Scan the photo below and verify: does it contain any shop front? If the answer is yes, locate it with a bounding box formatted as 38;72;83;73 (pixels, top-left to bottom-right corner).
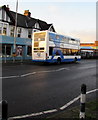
0;35;32;61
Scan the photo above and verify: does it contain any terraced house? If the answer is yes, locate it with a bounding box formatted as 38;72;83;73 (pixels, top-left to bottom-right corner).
0;5;55;61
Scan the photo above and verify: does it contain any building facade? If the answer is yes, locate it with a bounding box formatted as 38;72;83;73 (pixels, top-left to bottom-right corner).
80;41;98;58
0;5;55;61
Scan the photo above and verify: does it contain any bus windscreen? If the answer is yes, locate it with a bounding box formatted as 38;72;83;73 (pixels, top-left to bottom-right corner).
34;32;46;41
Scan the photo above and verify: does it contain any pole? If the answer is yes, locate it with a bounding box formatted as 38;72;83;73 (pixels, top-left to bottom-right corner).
4;45;6;63
79;84;86;119
13;0;18;62
2;100;8;120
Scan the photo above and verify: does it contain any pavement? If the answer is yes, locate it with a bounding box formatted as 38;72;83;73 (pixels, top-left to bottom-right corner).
1;59;97;119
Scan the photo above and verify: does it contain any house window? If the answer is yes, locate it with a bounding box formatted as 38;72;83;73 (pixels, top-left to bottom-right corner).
10;26;14;37
0;23;2;35
2;10;5;20
17;28;21;37
28;29;32;38
34;23;39;29
3;24;7;35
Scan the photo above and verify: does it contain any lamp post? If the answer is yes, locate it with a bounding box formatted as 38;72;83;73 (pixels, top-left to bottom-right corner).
13;0;18;63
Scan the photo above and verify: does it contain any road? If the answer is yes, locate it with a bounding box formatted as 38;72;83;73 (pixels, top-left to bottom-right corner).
2;59;96;118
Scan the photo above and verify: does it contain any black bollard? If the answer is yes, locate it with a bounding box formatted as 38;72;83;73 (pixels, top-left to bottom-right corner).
79;84;86;119
2;100;8;120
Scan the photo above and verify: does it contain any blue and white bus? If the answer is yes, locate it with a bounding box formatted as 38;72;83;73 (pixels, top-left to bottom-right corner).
32;31;81;64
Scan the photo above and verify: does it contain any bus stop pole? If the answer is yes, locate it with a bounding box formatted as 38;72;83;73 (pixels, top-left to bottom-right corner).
4;45;6;63
2;100;8;120
79;84;86;119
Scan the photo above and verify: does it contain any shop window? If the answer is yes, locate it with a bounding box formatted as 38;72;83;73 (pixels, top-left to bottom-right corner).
2;44;11;57
6;46;11;56
2;45;5;56
16;46;23;56
27;46;32;56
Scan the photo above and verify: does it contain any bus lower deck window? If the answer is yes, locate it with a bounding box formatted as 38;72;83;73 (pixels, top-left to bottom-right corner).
49;47;53;55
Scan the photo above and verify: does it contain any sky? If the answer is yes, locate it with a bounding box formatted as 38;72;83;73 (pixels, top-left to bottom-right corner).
0;0;97;43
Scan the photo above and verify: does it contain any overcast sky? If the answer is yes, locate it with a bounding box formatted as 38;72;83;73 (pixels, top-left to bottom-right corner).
0;0;97;43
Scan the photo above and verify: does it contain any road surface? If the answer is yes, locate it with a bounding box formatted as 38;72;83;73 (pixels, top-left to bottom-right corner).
2;59;96;118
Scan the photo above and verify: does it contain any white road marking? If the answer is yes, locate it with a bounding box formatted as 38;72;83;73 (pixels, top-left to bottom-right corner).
1;67;69;79
56;68;70;71
86;89;97;94
43;109;57;114
60;88;98;110
38;70;56;73
8;88;98;120
60;95;80;110
8;112;43;120
38;67;69;73
0;75;19;79
20;72;36;77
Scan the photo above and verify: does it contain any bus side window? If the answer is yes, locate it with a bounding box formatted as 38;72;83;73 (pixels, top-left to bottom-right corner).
49;47;53;55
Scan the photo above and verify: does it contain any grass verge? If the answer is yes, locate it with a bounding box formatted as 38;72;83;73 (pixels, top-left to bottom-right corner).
47;99;98;119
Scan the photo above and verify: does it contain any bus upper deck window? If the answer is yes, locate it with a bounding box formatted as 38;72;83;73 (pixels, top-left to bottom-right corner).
34;38;38;41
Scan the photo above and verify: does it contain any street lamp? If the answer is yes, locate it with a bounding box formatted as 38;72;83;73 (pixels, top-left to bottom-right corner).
13;0;18;62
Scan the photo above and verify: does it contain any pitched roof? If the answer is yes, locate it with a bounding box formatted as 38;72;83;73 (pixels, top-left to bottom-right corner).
1;5;56;32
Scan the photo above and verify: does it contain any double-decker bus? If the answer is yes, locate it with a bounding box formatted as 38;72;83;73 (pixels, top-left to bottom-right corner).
32;31;81;64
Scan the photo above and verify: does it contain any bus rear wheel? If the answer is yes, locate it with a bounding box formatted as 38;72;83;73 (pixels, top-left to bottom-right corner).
74;57;77;63
57;58;61;64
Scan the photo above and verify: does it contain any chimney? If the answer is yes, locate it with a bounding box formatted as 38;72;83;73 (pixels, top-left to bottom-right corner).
6;5;10;11
24;10;31;17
